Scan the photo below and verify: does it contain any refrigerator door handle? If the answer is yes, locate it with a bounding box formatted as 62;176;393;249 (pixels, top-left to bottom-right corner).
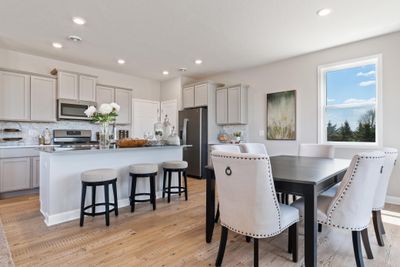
182;118;189;145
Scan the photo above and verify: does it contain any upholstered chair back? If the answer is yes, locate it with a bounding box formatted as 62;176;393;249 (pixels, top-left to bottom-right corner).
211;144;242;153
211;151;284;237
239;143;268;155
299;144;335;158
327;151;385;230
373;148;398;210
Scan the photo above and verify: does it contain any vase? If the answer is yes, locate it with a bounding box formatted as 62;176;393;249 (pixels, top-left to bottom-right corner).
99;122;111;149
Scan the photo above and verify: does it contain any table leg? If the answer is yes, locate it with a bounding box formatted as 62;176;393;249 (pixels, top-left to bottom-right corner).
304;185;317;267
206;168;215;243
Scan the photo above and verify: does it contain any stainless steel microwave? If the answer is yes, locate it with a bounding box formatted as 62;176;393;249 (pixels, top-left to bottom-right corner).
57;99;96;121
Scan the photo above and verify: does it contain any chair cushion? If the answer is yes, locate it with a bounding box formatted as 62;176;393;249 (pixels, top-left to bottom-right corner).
130;163;158;174
279;203;300;230
291;195;334;224
81;168;118;182
321;183;340;198
163;161;188;169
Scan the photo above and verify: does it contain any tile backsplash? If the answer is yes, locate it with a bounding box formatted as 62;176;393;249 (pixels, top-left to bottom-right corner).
0;121;130;145
219;125;249;142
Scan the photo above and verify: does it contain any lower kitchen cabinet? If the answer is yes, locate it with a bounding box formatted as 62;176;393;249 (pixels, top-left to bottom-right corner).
32;157;40;188
0;157;31;192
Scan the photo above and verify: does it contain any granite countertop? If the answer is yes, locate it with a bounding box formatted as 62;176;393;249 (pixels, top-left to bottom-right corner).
37;144;190;154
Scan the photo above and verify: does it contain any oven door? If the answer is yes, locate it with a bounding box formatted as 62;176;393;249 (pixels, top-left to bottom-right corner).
57;100;94;120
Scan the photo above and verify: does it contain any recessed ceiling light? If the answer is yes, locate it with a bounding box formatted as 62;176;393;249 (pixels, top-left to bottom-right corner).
72;17;86;25
68;35;82;42
317;8;332;16
162;71;169;75
194;59;203;65
178;67;187;72
117;59;125;65
52;42;63;49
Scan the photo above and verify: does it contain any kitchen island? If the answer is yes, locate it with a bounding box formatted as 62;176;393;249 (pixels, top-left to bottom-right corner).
39;145;187;226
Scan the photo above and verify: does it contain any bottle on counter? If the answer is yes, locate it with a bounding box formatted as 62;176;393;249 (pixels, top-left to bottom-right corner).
162;115;172;140
43;128;51;145
38;134;45;145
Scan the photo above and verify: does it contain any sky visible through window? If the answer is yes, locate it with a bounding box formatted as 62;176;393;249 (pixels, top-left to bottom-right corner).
326;64;376;130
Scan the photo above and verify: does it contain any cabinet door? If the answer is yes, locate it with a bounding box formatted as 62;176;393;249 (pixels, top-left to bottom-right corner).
96;85;115;106
31;76;56;122
79;75;97;102
0;71;30;121
194;83;208;107
228;86;241;124
216;88;228;124
182;86;195;109
0;158;31;192
32;157;40;188
57;71;78;100
115;88;132;124
132;99;160;137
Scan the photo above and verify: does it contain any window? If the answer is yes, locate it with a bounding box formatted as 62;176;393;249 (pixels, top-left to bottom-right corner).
318;55;382;146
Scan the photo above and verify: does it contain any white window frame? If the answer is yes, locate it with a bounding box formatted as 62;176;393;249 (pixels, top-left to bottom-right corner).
318;54;383;148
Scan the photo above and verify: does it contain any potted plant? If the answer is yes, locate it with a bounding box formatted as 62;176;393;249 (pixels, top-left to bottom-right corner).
233;131;242;143
84;103;120;149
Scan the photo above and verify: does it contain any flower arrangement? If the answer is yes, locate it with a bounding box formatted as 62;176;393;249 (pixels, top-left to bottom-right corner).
84;103;120;123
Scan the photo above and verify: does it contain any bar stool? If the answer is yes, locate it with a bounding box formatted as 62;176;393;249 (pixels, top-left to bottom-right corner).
129;163;158;212
162;161;188;203
80;168;118;227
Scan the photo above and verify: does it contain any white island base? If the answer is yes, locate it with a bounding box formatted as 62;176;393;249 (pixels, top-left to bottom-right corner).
39;146;184;226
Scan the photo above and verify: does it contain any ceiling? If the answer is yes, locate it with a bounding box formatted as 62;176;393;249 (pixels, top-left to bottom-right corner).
1;0;400;81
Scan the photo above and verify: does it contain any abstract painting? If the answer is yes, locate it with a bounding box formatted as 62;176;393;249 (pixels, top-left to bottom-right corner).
266;90;296;140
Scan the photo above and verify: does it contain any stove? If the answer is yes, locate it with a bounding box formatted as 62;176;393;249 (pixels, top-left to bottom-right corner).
53;129;98;147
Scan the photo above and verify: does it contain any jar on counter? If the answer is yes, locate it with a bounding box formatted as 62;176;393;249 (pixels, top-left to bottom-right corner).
43;128;51;145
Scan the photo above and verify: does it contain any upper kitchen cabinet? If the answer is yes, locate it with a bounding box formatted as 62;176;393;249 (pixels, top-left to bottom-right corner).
30;76;57;122
115;88;132;125
0;71;31;121
216;84;248;125
182;81;223;109
57;70;97;102
96;85;115;106
79;75;97;102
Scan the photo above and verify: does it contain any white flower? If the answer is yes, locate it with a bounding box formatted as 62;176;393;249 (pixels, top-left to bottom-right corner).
84;106;97;117
98;103;113;115
110;102;120;113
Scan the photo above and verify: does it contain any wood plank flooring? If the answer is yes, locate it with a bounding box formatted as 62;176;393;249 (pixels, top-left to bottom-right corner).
0;178;399;266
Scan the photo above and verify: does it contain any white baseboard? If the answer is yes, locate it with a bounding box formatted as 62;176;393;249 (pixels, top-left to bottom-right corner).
386;195;400;205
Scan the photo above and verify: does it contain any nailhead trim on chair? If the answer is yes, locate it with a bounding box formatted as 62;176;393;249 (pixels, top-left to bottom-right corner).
317;220;368;231
326;155;385;228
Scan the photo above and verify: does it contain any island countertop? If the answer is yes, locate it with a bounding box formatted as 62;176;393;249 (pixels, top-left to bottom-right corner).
37;144;190;154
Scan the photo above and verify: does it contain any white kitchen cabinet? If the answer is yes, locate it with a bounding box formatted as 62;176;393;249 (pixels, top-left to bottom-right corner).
30;76;56;122
0;71;30;121
216;84;248;125
216;88;228;124
115;88;132;124
132;99;160;137
79;75;97;102
57;71;79;100
96;85;115;106
32;157;40;188
182;86;195;109
194;83;208;107
0;157;31;192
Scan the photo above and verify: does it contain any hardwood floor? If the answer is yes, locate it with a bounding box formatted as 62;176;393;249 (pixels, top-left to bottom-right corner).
0;178;399;267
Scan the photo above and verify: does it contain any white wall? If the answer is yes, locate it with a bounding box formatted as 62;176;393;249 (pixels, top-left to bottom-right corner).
160;76;194;110
205;32;400;200
0;47;160;100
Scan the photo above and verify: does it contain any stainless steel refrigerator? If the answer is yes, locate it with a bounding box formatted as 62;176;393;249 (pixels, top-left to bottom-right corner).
179;108;208;179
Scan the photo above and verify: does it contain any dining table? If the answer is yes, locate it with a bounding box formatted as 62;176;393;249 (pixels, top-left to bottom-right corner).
205;155;351;267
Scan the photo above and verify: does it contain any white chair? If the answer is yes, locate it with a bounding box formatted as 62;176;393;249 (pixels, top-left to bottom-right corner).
239;143;268;155
299;143;335;158
211;151;299;266
372;148;398;246
292;151;385;267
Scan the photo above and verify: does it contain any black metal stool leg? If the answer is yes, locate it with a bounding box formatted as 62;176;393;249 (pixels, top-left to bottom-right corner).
91;185;96;216
168;170;172;203
184;170;188;201
150;175;156;210
104;183;110;226
130;175;137;212
112;180;118;216
162;169;167;199
80;183;87;227
178;171;182;196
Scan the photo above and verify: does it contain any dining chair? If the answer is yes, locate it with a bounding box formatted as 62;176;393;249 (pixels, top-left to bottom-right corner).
292;151;385;267
211;151;299;267
299;143;335;158
239;143;268;155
